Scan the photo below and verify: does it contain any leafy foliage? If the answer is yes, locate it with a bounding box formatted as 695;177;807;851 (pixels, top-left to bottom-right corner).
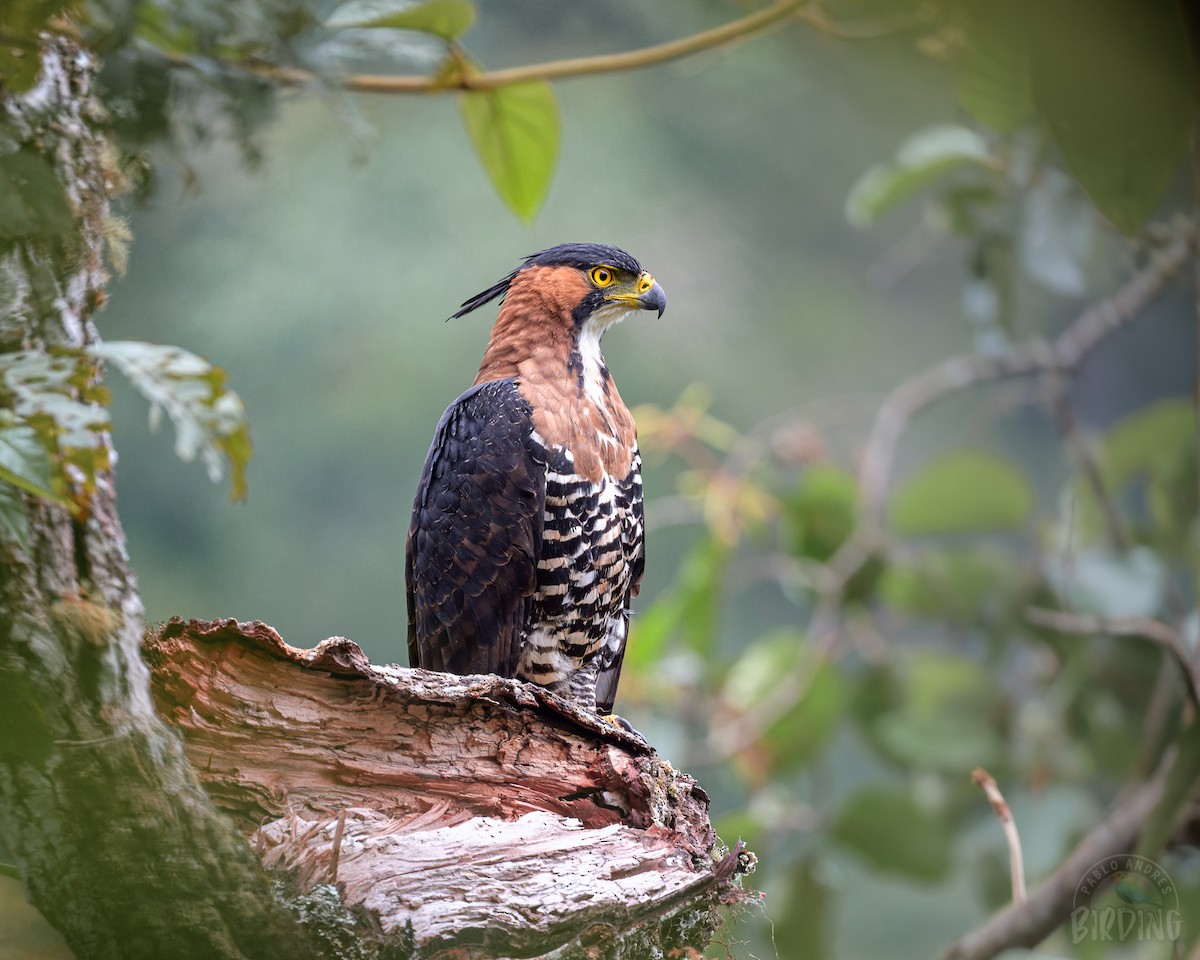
845;125;993;228
829;786;953;882
631;24;1198;924
0;344;251;543
848;0;1193;238
0;0;564;219
888;450;1033;535
953;0;1032;133
0;349;113;515
1027;0;1191;233
325;0;475;40
1070;399;1197;554
91;341;252;501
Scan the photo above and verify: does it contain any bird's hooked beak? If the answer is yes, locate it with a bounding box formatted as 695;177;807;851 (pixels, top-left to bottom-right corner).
606;271;666;318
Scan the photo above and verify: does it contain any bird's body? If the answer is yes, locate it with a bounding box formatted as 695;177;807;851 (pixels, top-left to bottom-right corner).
1111;871;1163;907
406;243;665;714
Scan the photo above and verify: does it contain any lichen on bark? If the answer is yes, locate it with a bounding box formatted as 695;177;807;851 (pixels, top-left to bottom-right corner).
0;38;330;960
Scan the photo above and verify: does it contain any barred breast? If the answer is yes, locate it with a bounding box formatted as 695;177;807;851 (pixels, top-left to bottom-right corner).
515;430;644;701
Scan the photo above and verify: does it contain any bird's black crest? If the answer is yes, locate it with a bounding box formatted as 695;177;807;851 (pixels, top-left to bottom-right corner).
450;243;644;320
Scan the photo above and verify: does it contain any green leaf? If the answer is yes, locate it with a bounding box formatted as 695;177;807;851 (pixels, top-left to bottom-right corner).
627;537;728;667
871;651;1002;773
0;421;63;502
955;0;1033;133
773;856;832;960
624;593;682;671
1100;400;1194;485
783;464;858;562
0;349;111;500
723;630;847;771
1069;399;1196;551
677;537;728;657
89;342;252;501
0;482;30;546
829;786;953;882
877;547;1023;624
133;3;200;56
0;0;66;93
846;125;993;228
460;81;559;222
723;629;804;709
1030;0;1191;233
765;658;847;771
0;148;76;243
326;0;475;39
889;450;1032;536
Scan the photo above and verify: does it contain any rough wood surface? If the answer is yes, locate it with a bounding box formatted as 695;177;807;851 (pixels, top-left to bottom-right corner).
144;618;749;956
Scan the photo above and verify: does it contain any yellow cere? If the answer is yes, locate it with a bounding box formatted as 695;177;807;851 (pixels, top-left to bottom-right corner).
636;272;655;294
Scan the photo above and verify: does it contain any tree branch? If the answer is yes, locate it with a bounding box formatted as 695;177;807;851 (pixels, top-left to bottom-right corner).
1025;607;1200;711
0;39;321;960
201;0;816;94
939;760;1170;960
857;221;1194;521
807;219;1195;639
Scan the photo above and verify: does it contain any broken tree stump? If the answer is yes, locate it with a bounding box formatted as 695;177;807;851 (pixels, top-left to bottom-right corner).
142;618;752;957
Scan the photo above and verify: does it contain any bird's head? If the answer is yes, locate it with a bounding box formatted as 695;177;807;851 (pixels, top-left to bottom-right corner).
451;243;667;337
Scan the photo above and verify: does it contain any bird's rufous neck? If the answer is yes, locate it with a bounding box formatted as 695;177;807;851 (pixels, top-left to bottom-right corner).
469;265;636;482
473;266;589;386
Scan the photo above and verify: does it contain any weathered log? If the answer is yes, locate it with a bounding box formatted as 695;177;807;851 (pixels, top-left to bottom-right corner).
143;618;753;957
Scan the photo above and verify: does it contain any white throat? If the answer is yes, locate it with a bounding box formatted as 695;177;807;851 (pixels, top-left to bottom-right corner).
577;301;635;408
577;324;609;410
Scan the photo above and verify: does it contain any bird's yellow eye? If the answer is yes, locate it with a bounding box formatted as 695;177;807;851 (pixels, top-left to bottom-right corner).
590;266;617;287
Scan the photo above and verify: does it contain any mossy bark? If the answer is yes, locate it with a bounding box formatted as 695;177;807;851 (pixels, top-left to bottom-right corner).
0;38;320;960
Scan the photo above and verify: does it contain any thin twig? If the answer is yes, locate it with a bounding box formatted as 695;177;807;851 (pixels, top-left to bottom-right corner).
858;222;1194;521
197;1;812;94
971;768;1026;904
1041;370;1191;770
807;221;1196;642
1043;376;1131;552
939;759;1170;960
1025;607;1200;711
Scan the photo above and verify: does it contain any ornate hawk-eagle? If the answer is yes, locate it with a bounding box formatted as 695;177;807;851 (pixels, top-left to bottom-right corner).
406;243;666;715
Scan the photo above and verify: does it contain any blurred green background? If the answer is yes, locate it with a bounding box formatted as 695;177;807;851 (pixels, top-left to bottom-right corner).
101;4;965;648
5;0;1200;957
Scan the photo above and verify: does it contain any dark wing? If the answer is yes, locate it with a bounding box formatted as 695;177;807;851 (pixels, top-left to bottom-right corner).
593;447;645;714
406;378;545;677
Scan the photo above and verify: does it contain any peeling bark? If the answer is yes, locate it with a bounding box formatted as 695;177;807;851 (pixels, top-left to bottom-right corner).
144;618;751;958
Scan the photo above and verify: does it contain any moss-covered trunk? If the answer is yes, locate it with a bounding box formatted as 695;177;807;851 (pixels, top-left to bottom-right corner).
0;38;313;960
